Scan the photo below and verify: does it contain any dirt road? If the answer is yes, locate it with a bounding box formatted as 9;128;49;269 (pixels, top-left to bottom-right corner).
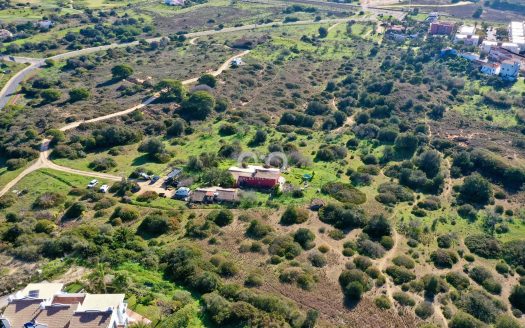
0;51;250;197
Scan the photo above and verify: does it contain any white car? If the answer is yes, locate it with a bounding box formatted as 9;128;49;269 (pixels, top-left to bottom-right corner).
87;179;98;189
99;185;109;193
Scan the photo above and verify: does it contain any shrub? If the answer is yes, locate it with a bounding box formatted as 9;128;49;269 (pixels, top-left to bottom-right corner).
482;278;502;295
6;158;27;170
328;229;345;240
112;206;139;222
357;238;386;259
449;311;487;328
294;228;315;250
459;174;492;206
374;296;391;310
380;236;394;250
246;220;272;239
386;265;416;285
393;291;415;307
469;266;493;285
339;269;370;300
458;204;478;221
465;234;501;258
137;191;159;202
392;255;415;269
509;285;525;312
245;273;264;287
33;192;66;209
363;214;391;239
88;157;117;172
138;214;173;235
446;272;470;290
280;206;309;225
0;195;16;209
64;202;86;219
308;252;327;268
458;290;502;323
437;234;453;248
354;256;373;271
69;87;90;102
321;182;366;204
268;235;302;259
34;220;56;234
218;123;238;136
208;209;234;227
219;261;238;277
415;301;434;319
318;203;368;230
495;315;521;328
430;249;458;268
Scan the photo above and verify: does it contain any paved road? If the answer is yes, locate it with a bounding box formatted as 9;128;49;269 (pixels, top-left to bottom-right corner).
0;50;250;197
0;16;377;110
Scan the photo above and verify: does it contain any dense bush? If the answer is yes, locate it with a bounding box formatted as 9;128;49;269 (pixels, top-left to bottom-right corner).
363;214;391;239
138;213;174;236
458;174;492;206
509;285;525;312
318;203;368;230
294;228;315;250
465;234;501;259
246;220;273;239
446;271;470;290
208;209;234;227
88;157;117;171
430;249;458;268
393;291;415;307
385;265;416;285
111;206;140;222
280;206;309;225
339;269;371;300
315;144;347;162
415;301;434;319
33;192;66;209
268;235;302;259
449;311;487;328
376;182;414;205
321;182;366;204
457;290;503;323
392;255;415;269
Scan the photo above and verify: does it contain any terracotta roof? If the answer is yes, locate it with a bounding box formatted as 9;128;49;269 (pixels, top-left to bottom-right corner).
69;311;112;328
1;299;42;327
33;304;77;328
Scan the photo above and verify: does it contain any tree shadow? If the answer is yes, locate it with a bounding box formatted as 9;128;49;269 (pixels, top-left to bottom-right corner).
132;154;154;167
96;78;121;88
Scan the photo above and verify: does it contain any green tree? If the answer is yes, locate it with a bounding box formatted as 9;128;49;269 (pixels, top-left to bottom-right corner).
156;79;186;102
197;74;217;88
181;91;216;120
459;173;492;206
69;87;90;102
111;64;134;80
41;89;61;103
318;26;328;38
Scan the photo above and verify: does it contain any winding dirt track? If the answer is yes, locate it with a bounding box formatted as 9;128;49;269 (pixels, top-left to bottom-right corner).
0;50;250;197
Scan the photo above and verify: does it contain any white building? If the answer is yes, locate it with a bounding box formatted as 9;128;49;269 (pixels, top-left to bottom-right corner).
36;20;53;29
0;282;150;328
500;60;520;81
509;21;525;52
480;62;501;76
502;42;521;54
0;29;13;40
481;40;498;54
454;25;479;46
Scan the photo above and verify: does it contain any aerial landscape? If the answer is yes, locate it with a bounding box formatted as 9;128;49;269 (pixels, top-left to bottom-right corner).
1;0;525;327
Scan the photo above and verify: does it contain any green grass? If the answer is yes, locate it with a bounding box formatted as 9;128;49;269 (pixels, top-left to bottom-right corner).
0;168;113;214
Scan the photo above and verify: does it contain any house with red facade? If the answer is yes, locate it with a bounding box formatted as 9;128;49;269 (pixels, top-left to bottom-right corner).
228;165;284;189
429;21;455;35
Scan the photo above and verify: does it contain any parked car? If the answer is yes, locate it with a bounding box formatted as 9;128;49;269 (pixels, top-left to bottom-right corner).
87;179;98;189
173;187;191;200
151;175;160;183
99;185;109;193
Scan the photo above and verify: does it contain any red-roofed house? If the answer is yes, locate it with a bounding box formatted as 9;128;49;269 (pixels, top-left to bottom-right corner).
228;165;284;189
